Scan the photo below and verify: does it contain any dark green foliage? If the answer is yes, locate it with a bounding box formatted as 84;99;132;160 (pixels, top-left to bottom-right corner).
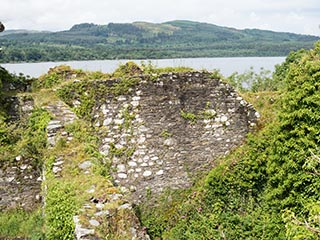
265;42;320;211
0;107;50;166
149;42;320;239
45;182;77;240
19;108;51;163
0;66;33;95
0;20;318;62
226;67;281;92
34;65;80;89
112;61;143;78
0;208;44;239
56;79;94;120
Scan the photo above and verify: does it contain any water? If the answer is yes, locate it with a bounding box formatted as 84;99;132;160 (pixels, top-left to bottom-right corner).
1;57;285;78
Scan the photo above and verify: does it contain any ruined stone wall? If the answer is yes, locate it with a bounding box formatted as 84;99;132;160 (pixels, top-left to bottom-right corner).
0;96;39;210
92;72;258;203
0;71;258;212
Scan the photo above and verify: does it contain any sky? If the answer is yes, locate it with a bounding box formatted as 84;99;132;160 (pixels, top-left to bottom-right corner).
1;0;320;36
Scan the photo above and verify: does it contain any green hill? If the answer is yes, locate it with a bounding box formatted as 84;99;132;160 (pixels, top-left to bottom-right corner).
0;20;319;62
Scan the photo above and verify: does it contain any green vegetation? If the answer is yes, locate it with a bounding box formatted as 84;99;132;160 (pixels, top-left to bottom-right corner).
0;107;50;239
226;67;279;92
0;209;44;239
139;42;320;239
45;182;77;240
0;20;318;63
180;110;197;124
2;42;320;239
180;106;216;124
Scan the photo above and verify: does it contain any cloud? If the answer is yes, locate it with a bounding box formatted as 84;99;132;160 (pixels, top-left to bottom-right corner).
1;0;319;35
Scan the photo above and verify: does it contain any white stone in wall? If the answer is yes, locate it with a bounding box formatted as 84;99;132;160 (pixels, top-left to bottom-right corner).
206;109;216;115
102;138;113;144
156;160;163;165
131;100;139;107
236;96;243;101
136;90;142;96
135;149;146;155
52;166;62;174
100;104;108;115
132;96;141;101
203;119;211;124
118;173;128;179
115;143;123;149
117;96;127;101
220;115;228;122
89;219;100;227
212;123;222;128
137;136;146;144
117;164;126;173
138;125;148;132
73;100;81;107
130;186;137;192
95;210;110;216
20;164;28;170
114;119;124;125
100;145;110;155
6;177;15;182
135;117;144;124
143;170;152;177
141;163;148;167
135;168;142;172
138;145;147;151
128;161;137;167
164;138;176;146
103;118;112;126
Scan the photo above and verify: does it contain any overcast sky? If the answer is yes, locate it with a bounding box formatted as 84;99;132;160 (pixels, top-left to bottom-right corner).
1;0;320;36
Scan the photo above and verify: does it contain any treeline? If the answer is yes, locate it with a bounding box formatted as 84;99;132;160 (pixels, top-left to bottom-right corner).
0;20;318;63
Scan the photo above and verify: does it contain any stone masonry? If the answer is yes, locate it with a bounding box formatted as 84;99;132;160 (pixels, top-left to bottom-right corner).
90;72;258;203
0;95;38;210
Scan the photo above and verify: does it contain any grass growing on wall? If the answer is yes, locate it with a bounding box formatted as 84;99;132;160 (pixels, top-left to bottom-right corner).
0;209;44;239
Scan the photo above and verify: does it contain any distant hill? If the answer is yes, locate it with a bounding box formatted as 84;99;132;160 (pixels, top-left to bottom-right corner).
0;20;319;63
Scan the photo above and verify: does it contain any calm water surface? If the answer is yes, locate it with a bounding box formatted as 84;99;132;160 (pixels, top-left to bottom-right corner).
2;57;285;78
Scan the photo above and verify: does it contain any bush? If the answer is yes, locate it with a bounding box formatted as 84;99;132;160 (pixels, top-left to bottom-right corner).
160;42;320;239
45;181;77;240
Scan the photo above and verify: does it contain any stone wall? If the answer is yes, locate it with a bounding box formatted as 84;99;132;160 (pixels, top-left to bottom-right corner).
0;156;42;210
2;95;34;121
0;95;39;211
91;72;258;203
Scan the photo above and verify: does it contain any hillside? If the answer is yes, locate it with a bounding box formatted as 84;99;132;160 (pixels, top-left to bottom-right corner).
0;20;319;62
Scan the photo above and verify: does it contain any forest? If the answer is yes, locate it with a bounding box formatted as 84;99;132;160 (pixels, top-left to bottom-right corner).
0;20;319;62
